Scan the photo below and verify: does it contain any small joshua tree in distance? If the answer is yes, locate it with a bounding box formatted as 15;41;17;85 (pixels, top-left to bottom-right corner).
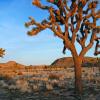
0;48;5;58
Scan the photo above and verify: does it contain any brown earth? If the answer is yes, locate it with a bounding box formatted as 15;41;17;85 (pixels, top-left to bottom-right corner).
0;57;100;100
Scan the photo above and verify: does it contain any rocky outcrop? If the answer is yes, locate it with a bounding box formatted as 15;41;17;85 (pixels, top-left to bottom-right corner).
51;57;100;68
0;61;25;69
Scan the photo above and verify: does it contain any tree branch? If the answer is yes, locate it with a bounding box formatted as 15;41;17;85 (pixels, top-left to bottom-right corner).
94;37;100;55
79;32;96;58
50;23;64;40
25;17;51;36
32;0;49;10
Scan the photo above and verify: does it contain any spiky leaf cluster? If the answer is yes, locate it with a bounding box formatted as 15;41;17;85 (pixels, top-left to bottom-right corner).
25;0;100;56
0;48;5;57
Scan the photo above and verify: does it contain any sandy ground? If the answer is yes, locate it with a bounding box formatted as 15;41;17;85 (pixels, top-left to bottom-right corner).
0;66;100;100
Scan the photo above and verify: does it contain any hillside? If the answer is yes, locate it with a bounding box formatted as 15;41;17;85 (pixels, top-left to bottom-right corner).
0;57;100;70
0;61;25;69
51;57;100;68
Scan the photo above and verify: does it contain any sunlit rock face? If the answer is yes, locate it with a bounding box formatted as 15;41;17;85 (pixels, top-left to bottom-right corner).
51;57;100;68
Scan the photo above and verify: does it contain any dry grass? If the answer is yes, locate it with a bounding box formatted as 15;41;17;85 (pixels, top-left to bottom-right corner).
48;73;60;80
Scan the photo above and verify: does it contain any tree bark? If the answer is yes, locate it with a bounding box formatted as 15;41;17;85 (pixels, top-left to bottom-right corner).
73;57;83;95
70;45;83;94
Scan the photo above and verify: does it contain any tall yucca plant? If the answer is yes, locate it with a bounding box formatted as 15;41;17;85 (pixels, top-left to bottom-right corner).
25;0;100;95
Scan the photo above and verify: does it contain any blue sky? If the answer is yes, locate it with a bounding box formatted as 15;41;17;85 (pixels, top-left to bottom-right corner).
0;0;100;65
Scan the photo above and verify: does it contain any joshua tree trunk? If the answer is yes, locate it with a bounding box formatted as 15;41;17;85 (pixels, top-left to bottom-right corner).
71;47;83;94
73;56;83;95
70;46;83;94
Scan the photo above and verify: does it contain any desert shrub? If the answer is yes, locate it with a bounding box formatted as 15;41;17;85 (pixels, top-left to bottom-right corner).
0;74;10;80
48;74;60;80
58;82;65;89
16;79;31;93
0;80;8;88
8;84;17;90
45;82;53;91
0;75;6;80
51;80;59;88
32;84;40;92
17;72;23;75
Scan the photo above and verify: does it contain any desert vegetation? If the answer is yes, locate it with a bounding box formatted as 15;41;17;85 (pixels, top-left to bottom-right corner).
0;57;100;99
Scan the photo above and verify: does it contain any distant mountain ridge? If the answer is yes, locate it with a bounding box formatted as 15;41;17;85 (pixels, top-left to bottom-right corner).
0;61;25;69
0;57;100;69
51;57;100;68
0;57;99;79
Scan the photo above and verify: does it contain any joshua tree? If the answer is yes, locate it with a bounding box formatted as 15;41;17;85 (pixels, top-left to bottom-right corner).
0;48;5;58
25;0;100;94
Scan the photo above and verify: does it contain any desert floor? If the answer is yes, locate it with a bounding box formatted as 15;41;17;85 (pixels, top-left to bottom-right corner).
0;62;100;100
